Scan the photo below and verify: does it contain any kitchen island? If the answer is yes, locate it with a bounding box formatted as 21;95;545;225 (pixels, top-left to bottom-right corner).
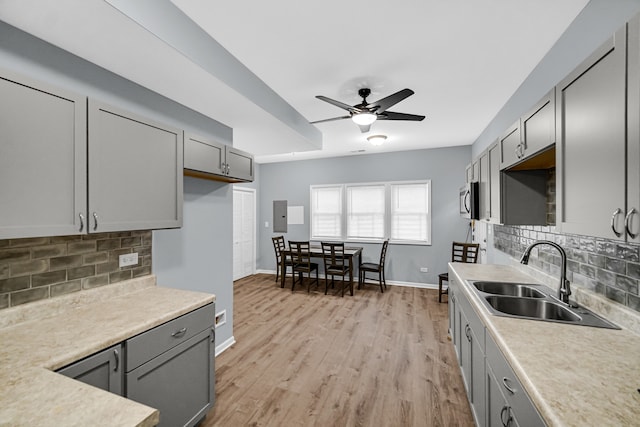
449;263;640;427
0;275;215;427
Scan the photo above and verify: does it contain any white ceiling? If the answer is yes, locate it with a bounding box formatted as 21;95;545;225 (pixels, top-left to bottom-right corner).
0;0;589;163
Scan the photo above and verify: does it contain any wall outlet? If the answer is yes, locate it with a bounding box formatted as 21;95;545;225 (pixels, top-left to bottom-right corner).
215;310;227;328
420;267;429;273
119;252;138;268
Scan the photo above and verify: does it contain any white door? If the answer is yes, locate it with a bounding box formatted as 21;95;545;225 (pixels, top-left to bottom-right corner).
233;187;256;280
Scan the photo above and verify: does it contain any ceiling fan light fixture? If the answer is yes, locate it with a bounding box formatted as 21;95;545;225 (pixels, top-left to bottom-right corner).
352;112;377;126
367;134;387;146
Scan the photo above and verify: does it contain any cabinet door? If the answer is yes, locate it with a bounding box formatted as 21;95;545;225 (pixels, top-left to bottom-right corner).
127;329;215;427
88;100;183;232
488;142;501;224
184;134;224;176
465;164;473;183
226;146;254;181
627;15;640;242
0;70;86;239
471;160;480;182
521;88;555;157
487;365;512;427
470;326;486;426
448;289;456;342
57;344;123;395
499;121;521;170
479;151;490;220
556;25;626;240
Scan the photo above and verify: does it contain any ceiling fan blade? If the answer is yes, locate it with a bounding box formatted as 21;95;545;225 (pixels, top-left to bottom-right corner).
369;89;414;113
310;115;351;124
316;95;361;113
378;111;425;121
358;124;371;133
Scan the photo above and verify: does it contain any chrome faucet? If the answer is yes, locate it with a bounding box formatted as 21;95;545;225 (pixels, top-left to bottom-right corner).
520;240;572;305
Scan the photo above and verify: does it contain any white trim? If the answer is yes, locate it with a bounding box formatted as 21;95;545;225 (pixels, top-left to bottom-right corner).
215;335;236;357
252;270;437;290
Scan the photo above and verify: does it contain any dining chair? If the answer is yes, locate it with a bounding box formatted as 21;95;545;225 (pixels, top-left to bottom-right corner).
438;241;480;302
272;235;292;287
321;242;352;297
359;239;389;293
288;241;319;292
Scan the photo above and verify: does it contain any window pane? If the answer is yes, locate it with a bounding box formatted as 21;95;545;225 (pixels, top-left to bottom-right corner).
311;186;342;238
347;185;385;239
391;183;429;242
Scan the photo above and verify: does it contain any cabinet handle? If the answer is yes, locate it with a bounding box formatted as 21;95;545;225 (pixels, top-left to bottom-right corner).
465;324;471;342
171;327;187;338
625;208;638;239
502;376;516;394
78;213;85;232
113;348;119;372
211;327;216;343
500;405;512;427
92;212;99;231
611;208;623;237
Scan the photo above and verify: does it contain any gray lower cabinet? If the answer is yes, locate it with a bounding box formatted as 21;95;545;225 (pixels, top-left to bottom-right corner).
88;99;184;232
556;23;627;240
184;133;254;182
0;69;87;239
485;333;545;427
448;272;544;427
57;344;123;396
125;303;216;427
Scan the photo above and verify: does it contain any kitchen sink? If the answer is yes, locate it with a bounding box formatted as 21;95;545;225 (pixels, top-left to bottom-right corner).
469;280;619;329
484;296;581;322
472;281;546;298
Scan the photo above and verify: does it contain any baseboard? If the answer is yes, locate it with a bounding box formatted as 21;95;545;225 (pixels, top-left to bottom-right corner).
215;335;235;357
253;269;437;290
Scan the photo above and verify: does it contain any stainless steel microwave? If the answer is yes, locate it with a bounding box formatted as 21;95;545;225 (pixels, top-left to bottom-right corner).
459;182;479;219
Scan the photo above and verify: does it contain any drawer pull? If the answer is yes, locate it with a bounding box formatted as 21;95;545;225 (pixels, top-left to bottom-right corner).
171;327;187;338
113;348;119;372
502;376;516;394
500;405;513;427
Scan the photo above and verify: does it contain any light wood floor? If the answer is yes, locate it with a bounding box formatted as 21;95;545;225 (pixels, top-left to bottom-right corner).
202;274;474;427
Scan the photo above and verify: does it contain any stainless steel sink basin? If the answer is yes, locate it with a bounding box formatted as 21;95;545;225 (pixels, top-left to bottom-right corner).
468;280;619;329
484;296;581;322
473;281;546;298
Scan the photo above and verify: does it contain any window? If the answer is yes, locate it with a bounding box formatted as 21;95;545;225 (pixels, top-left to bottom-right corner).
310;180;431;244
310;185;342;238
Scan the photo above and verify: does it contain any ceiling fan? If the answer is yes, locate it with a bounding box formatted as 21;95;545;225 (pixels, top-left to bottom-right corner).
311;88;425;133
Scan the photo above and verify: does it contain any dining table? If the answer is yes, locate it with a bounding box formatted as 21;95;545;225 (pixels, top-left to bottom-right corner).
280;244;363;291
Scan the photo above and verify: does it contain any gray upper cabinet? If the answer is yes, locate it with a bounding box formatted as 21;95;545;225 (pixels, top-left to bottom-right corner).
0;70;87;239
626;15;640;242
57;344;123;396
499;121;521;170
556;24;627;240
184;133;254;183
479;150;490;220
487;141;502;224
88;100;183;232
521;88;556;158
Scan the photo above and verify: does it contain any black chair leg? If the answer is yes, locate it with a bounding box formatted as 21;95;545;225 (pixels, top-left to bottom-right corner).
378;271;384;293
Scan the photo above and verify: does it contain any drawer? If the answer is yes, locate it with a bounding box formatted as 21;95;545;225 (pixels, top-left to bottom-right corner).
485;332;545;426
126;303;215;372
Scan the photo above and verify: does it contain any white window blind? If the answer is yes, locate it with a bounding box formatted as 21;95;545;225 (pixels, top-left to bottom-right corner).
347;185;385;239
310;186;342;238
310;180;430;244
391;183;429;242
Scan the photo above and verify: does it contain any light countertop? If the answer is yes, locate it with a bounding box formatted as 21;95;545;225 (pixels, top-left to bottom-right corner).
0;275;215;427
449;263;640;427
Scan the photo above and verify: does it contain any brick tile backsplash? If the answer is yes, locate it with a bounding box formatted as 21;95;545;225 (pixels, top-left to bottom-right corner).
0;231;152;309
494;224;640;313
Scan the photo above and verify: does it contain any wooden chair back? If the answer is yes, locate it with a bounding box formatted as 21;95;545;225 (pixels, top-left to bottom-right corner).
272;236;286;263
321;242;347;272
379;239;390;266
288;241;312;270
451;242;480;264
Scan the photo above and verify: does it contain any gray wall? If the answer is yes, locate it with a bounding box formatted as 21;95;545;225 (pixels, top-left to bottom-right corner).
0;20;235;346
257;146;472;285
472;0;640;157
